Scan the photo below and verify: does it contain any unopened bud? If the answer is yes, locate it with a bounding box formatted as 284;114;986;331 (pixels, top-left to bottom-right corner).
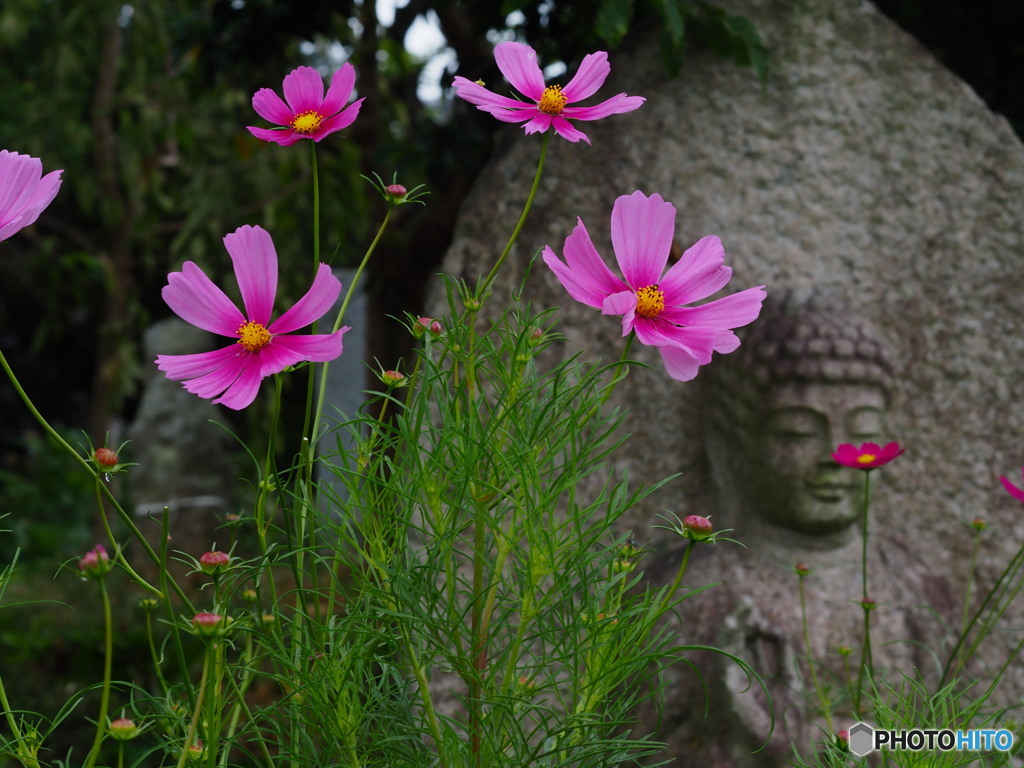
93;447;119;468
385;183;407;202
970;517;988;531
78;545;113;579
794;562;810;576
191;612;229;638
108;717;141;740
682;515;714;541
860;597;876;611
198;550;231;576
380;369;406;387
415;317;443;337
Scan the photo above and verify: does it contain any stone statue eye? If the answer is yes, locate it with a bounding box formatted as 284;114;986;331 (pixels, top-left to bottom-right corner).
847;407;883;438
765;410;822;439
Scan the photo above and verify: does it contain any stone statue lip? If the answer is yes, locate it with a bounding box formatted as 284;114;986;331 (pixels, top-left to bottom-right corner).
805;482;856;501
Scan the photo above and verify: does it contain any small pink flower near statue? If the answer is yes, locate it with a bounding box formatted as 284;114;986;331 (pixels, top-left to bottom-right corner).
247;64;364;146
156;224;348;410
0;149;62;243
452;41;644;144
831;442;905;470
543;190;766;381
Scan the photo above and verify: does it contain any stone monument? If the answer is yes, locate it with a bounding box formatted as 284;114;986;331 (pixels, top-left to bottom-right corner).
437;0;1024;760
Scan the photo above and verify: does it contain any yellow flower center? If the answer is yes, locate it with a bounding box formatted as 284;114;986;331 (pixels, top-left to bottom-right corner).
237;321;271;352
291;110;324;134
856;454;877;465
635;285;665;319
538;85;568;115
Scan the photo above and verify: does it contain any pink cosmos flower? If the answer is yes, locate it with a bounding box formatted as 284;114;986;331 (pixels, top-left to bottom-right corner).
451;41;644;144
0;150;62;242
831;442;905;470
1000;468;1024;503
542;190;765;380
156;225;348;410
247;64;364;146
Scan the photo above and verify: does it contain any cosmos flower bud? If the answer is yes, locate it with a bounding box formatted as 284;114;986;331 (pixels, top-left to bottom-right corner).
385;183;408;202
794;563;810;576
970;517;988;531
682;515;714;541
191;612;230;638
198;550;231;576
93;447;119;468
380;369;406;387
78;545;113;579
108;717;141;740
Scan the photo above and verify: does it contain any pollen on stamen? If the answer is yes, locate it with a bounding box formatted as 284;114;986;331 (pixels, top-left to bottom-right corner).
291;110;324;134
857;454;877;465
538;85;568;115
635;285;665;319
237;321;272;352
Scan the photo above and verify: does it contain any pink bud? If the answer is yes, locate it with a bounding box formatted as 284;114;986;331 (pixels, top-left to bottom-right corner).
381;369;406;387
682;514;714;541
191;612;228;638
794;562;810;576
78;545;112;579
386;184;407;201
198;550;231;575
108;717;140;740
93;447;119;468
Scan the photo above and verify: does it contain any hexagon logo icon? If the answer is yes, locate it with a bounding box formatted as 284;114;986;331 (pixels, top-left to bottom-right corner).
849;722;874;756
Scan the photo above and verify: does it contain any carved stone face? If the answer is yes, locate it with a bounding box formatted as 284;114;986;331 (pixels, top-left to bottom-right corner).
743;382;887;535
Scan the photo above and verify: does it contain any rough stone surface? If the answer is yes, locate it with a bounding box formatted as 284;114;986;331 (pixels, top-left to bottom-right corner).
436;0;1024;761
126;318;241;566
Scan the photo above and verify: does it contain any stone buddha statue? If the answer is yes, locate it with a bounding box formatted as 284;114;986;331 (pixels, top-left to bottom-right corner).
645;288;950;766
705;286;895;552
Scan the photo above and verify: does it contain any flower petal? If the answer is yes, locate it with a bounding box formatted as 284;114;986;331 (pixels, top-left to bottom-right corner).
1000;473;1024;503
451;77;532;113
155;345;241;380
601;290;638;336
282;66;325;113
561;51;610;102
246;126;301;145
659;236;731;305
319;63;356;116
563;93;645;121
663;286;767;329
522;114;554;135
162;262;246;336
494;41;546;101
657;345;703;381
312;98;364;140
251;88;293;126
269;263;342;334
213;353;265;410
633;319;717;364
549;116;591;144
542;219;626;309
610;191;676;289
258;329;348;376
223;225;278;326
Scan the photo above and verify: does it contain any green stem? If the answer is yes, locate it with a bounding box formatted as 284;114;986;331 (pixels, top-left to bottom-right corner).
308;206;392;452
176;643;212;768
311;141;320;271
659;540;696;615
93;476;161;596
82;579;113;768
960;525;983;647
0;347;190;606
798;574;833;732
0;673;24;754
853;470;872;716
476;131;550;299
